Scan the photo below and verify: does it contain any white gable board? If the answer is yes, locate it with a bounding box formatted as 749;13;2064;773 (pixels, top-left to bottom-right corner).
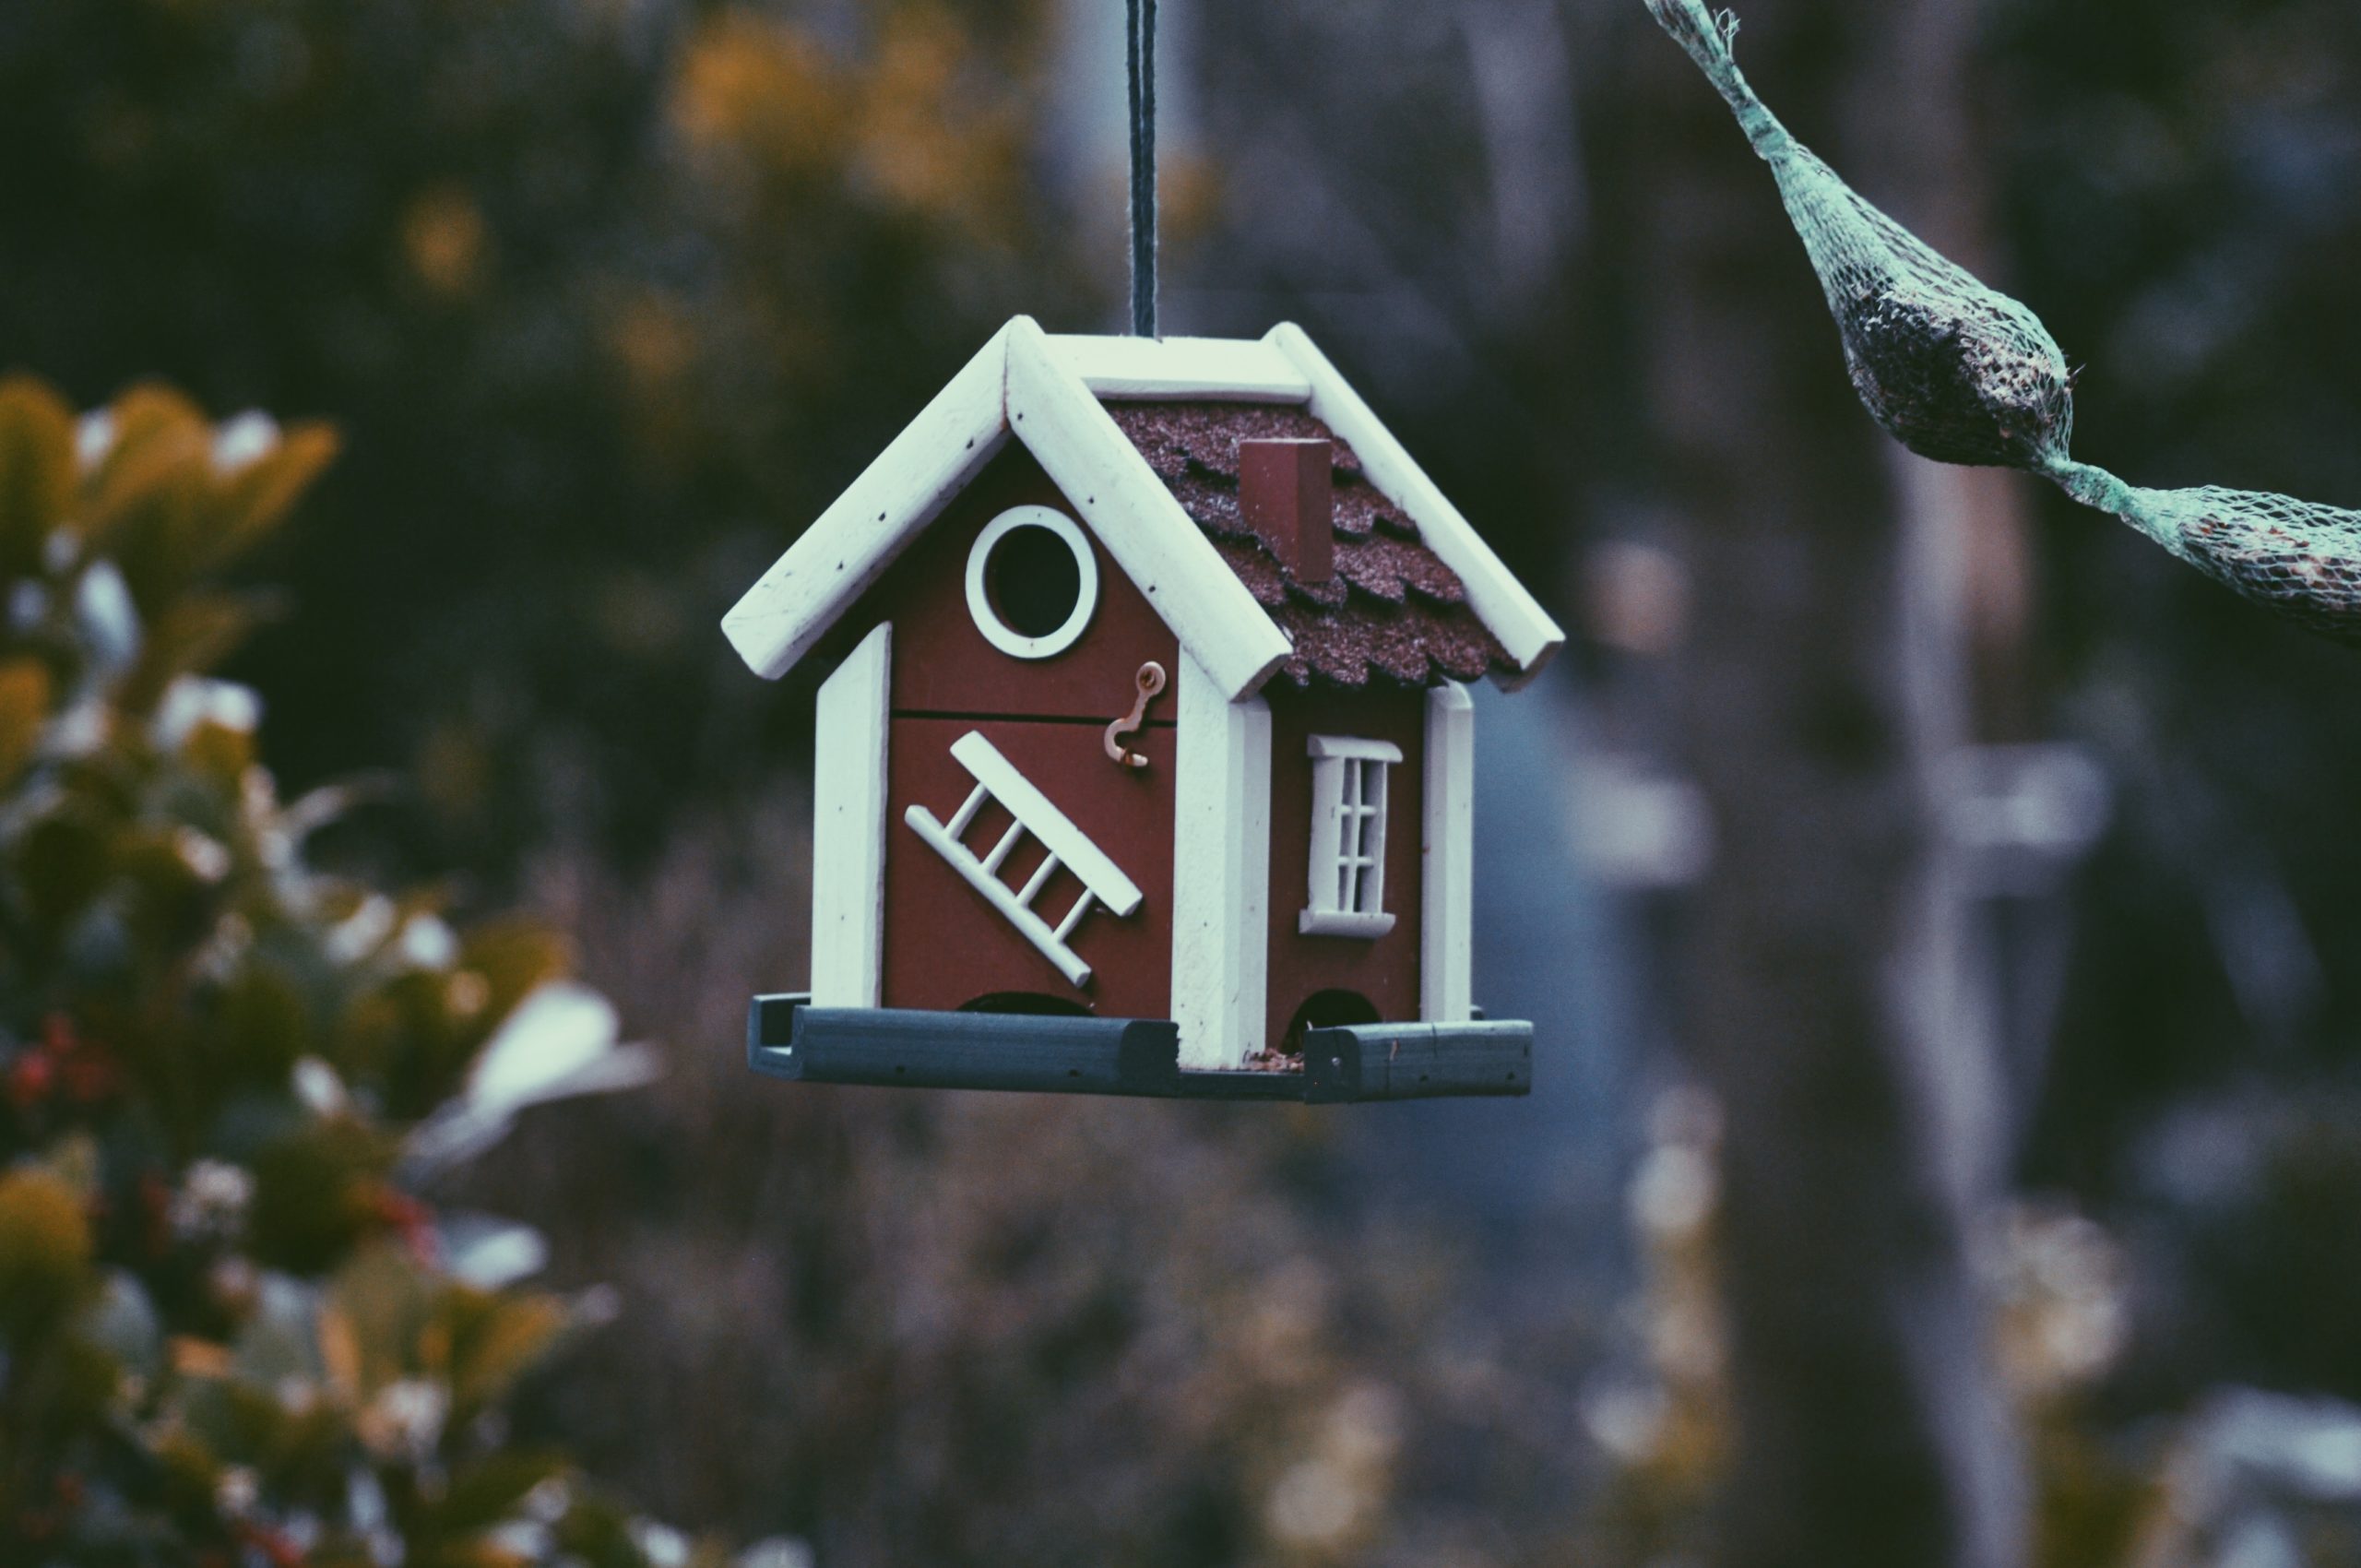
722;324;1014;682
1002;321;1294;701
1049;334;1312;402
721;314;1561;699
1264;323;1566;686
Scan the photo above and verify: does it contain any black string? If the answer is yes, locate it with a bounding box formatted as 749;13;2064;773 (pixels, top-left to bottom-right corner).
1126;0;1158;339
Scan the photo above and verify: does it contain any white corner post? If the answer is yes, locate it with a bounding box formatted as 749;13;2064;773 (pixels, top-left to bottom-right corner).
1421;683;1476;1023
1170;653;1273;1068
811;623;893;1007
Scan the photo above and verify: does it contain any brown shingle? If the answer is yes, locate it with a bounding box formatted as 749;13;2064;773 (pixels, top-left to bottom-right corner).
1104;402;1513;689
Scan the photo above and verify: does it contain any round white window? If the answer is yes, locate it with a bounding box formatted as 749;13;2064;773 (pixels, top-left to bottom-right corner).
965;506;1099;659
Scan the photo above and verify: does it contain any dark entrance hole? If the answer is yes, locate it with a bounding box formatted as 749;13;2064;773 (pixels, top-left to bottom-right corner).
1279;988;1381;1056
961;992;1091;1018
986;523;1084;638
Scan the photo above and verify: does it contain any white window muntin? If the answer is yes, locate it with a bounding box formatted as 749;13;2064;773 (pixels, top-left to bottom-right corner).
1301;735;1401;938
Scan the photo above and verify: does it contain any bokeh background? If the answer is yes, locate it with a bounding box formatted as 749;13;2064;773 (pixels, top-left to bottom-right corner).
4;0;2360;1564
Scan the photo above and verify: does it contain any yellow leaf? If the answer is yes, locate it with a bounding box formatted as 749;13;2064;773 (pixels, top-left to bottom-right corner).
448;1290;568;1411
78;385;209;596
0;658;52;779
670;14;845;173
402;185;493;297
208;421;338;564
0;375;77;579
326;1240;434;1392
169;1335;234;1378
0;1169;96;1337
316;1303;362;1399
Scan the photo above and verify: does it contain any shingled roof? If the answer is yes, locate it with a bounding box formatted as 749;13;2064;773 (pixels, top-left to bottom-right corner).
1104;402;1514;689
723;321;1562;701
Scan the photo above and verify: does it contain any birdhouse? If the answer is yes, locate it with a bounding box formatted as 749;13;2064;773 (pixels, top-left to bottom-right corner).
726;317;1562;1101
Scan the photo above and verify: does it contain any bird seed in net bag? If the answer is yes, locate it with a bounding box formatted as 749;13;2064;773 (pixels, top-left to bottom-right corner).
1646;0;2361;646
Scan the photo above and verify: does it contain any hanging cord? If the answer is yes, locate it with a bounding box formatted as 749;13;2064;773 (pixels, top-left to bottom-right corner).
1126;0;1158;339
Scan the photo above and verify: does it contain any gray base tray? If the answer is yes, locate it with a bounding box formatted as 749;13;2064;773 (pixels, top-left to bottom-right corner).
747;996;1532;1103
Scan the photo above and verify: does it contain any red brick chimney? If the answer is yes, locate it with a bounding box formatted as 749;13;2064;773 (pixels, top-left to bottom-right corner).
1238;438;1335;586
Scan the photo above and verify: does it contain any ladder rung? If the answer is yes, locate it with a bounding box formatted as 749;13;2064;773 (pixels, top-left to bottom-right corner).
1019;852;1062;906
982;819;1026;875
904;804;1092;989
1053;890;1097;943
946;782;991;838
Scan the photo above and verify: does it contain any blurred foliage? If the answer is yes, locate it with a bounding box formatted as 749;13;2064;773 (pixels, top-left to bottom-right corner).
0;377;730;1567
0;0;1090;866
3;0;2357;1562
1577;1085;2361;1568
462;821;1602;1568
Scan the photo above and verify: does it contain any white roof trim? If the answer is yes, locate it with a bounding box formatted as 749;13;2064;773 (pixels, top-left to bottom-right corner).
722;322;1014;681
1003;321;1293;702
1049;334;1311;402
721;315;1560;700
1263;322;1566;687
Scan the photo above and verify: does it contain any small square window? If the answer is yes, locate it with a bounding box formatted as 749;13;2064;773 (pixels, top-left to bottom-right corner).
1300;736;1401;939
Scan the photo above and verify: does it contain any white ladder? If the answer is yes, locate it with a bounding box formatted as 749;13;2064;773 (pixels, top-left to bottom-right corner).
903;731;1144;989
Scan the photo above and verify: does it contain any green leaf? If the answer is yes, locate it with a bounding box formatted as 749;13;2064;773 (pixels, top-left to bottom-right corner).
431;1450;568;1536
117;593;265;717
248;1119;397;1276
324;1240;434;1395
443;1287;568;1414
14;807;114;942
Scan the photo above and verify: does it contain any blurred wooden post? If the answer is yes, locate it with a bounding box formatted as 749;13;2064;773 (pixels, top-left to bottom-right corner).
1639;0;2027;1562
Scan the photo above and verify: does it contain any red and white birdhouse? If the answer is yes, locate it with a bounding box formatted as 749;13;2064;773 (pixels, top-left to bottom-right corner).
727;318;1560;1101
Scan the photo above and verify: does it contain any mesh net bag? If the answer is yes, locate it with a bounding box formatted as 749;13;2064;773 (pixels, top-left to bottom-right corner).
1648;0;2361;646
2052;462;2361;646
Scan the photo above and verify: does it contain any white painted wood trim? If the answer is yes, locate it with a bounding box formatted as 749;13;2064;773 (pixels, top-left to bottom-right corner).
722;323;1017;680
1169;653;1272;1068
1003;320;1294;704
902;805;1097;990
964;505;1100;659
1421;683;1476;1023
939;731;1143;914
1299;909;1395;939
810;623;892;1007
1301;741;1395;938
1262;322;1566;687
1306;734;1404;764
1048;334;1314;402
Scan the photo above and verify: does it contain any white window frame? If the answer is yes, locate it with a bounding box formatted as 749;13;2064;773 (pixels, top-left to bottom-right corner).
1300;735;1402;938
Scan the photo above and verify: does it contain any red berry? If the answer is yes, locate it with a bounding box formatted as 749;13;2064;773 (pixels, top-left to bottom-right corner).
9;1052;54;1111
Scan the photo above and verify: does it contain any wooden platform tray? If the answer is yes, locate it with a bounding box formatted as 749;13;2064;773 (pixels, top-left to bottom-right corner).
746;996;1532;1103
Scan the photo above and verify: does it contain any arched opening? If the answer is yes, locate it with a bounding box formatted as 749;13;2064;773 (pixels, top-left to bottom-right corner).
1278;988;1382;1057
961;991;1092;1018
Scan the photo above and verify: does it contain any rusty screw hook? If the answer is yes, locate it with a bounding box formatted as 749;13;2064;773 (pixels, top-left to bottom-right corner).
1104;661;1168;769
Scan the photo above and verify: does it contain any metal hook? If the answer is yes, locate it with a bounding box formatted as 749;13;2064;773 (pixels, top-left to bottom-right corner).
1104;660;1168;769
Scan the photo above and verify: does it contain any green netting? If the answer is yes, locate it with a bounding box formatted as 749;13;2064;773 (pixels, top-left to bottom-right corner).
1647;0;2361;646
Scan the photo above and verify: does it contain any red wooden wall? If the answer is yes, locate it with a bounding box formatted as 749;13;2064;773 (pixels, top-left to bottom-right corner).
863;445;1180;1020
1263;683;1428;1051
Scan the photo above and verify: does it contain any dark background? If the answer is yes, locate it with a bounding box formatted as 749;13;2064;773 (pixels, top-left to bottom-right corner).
6;0;2359;1562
